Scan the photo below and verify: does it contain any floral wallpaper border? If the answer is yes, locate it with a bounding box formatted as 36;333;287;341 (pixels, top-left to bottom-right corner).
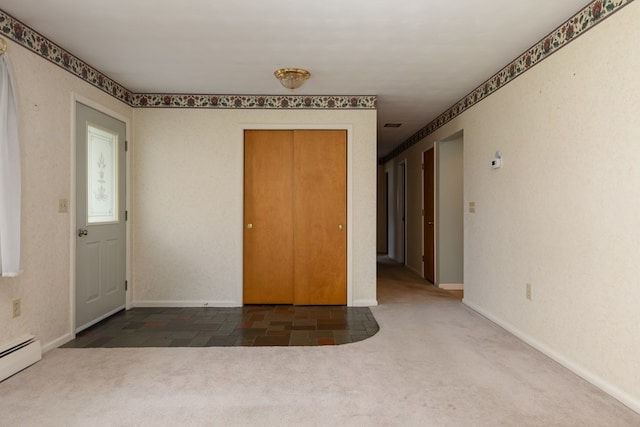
0;10;134;104
0;0;632;127
130;94;377;109
0;10;376;110
379;0;634;164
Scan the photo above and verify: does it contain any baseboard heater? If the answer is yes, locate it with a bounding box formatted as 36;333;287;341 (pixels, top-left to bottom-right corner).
0;334;42;382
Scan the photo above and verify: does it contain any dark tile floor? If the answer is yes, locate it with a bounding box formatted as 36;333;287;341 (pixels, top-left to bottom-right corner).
62;305;379;348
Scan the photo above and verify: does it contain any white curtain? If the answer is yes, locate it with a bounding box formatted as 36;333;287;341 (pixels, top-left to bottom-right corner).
0;52;21;277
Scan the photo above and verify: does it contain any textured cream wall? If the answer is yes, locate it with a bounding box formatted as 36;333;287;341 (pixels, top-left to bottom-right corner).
386;1;640;409
0;39;133;350
132;109;377;307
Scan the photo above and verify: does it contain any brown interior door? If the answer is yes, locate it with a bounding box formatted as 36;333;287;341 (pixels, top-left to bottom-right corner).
424;148;435;283
293;130;347;305
243;130;295;304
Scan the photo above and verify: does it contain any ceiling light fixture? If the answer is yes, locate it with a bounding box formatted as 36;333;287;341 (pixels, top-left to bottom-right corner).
274;68;311;90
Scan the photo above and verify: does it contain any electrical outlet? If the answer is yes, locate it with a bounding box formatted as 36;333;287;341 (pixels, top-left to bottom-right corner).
526;283;532;300
469;202;476;213
12;299;21;318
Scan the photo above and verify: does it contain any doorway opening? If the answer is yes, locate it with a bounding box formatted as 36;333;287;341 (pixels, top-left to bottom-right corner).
385;171;389;254
423;148;435;283
435;131;464;291
398;161;407;265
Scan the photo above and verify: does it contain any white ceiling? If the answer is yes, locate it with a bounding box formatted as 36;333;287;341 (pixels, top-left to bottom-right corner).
0;0;591;158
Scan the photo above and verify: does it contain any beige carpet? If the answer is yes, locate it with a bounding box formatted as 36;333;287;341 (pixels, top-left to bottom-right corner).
1;262;639;426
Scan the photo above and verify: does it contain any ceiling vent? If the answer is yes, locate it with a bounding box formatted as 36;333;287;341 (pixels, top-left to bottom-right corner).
383;123;402;128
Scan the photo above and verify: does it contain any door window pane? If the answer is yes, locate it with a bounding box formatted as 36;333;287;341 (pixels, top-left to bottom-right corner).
87;124;118;224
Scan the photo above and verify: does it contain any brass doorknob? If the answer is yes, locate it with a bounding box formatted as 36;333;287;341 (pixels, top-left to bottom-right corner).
247;223;253;229
338;224;344;230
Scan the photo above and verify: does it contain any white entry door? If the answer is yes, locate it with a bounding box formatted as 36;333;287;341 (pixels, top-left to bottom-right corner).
75;103;126;332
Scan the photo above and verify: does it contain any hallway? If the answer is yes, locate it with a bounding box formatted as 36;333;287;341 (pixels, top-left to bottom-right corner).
376;255;463;303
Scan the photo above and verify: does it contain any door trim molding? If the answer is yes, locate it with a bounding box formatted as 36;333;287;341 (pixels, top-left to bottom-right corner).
241;124;354;306
69;93;132;339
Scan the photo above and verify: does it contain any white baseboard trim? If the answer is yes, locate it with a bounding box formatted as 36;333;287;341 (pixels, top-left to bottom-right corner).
463;299;640;415
132;300;241;308
135;300;379;308
136;300;380;308
438;283;464;290
42;333;73;353
352;299;378;307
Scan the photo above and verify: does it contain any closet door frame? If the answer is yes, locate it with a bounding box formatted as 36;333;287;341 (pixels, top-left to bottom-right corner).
241;124;354;306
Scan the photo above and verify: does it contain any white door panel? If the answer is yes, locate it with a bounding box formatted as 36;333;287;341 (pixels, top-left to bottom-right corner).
76;103;126;332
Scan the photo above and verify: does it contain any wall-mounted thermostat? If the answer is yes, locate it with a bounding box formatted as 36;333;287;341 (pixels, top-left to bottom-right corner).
491;151;502;169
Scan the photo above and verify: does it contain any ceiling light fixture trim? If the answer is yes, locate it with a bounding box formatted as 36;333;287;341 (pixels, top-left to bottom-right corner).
274;68;311;90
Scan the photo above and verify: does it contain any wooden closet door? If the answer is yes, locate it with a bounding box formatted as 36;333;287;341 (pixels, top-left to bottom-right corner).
293;130;347;305
243;130;294;304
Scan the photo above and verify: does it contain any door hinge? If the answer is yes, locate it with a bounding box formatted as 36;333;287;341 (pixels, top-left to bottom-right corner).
422;255;425;262
125;140;128;151
125;280;128;291
421;163;424;170
125;210;128;221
